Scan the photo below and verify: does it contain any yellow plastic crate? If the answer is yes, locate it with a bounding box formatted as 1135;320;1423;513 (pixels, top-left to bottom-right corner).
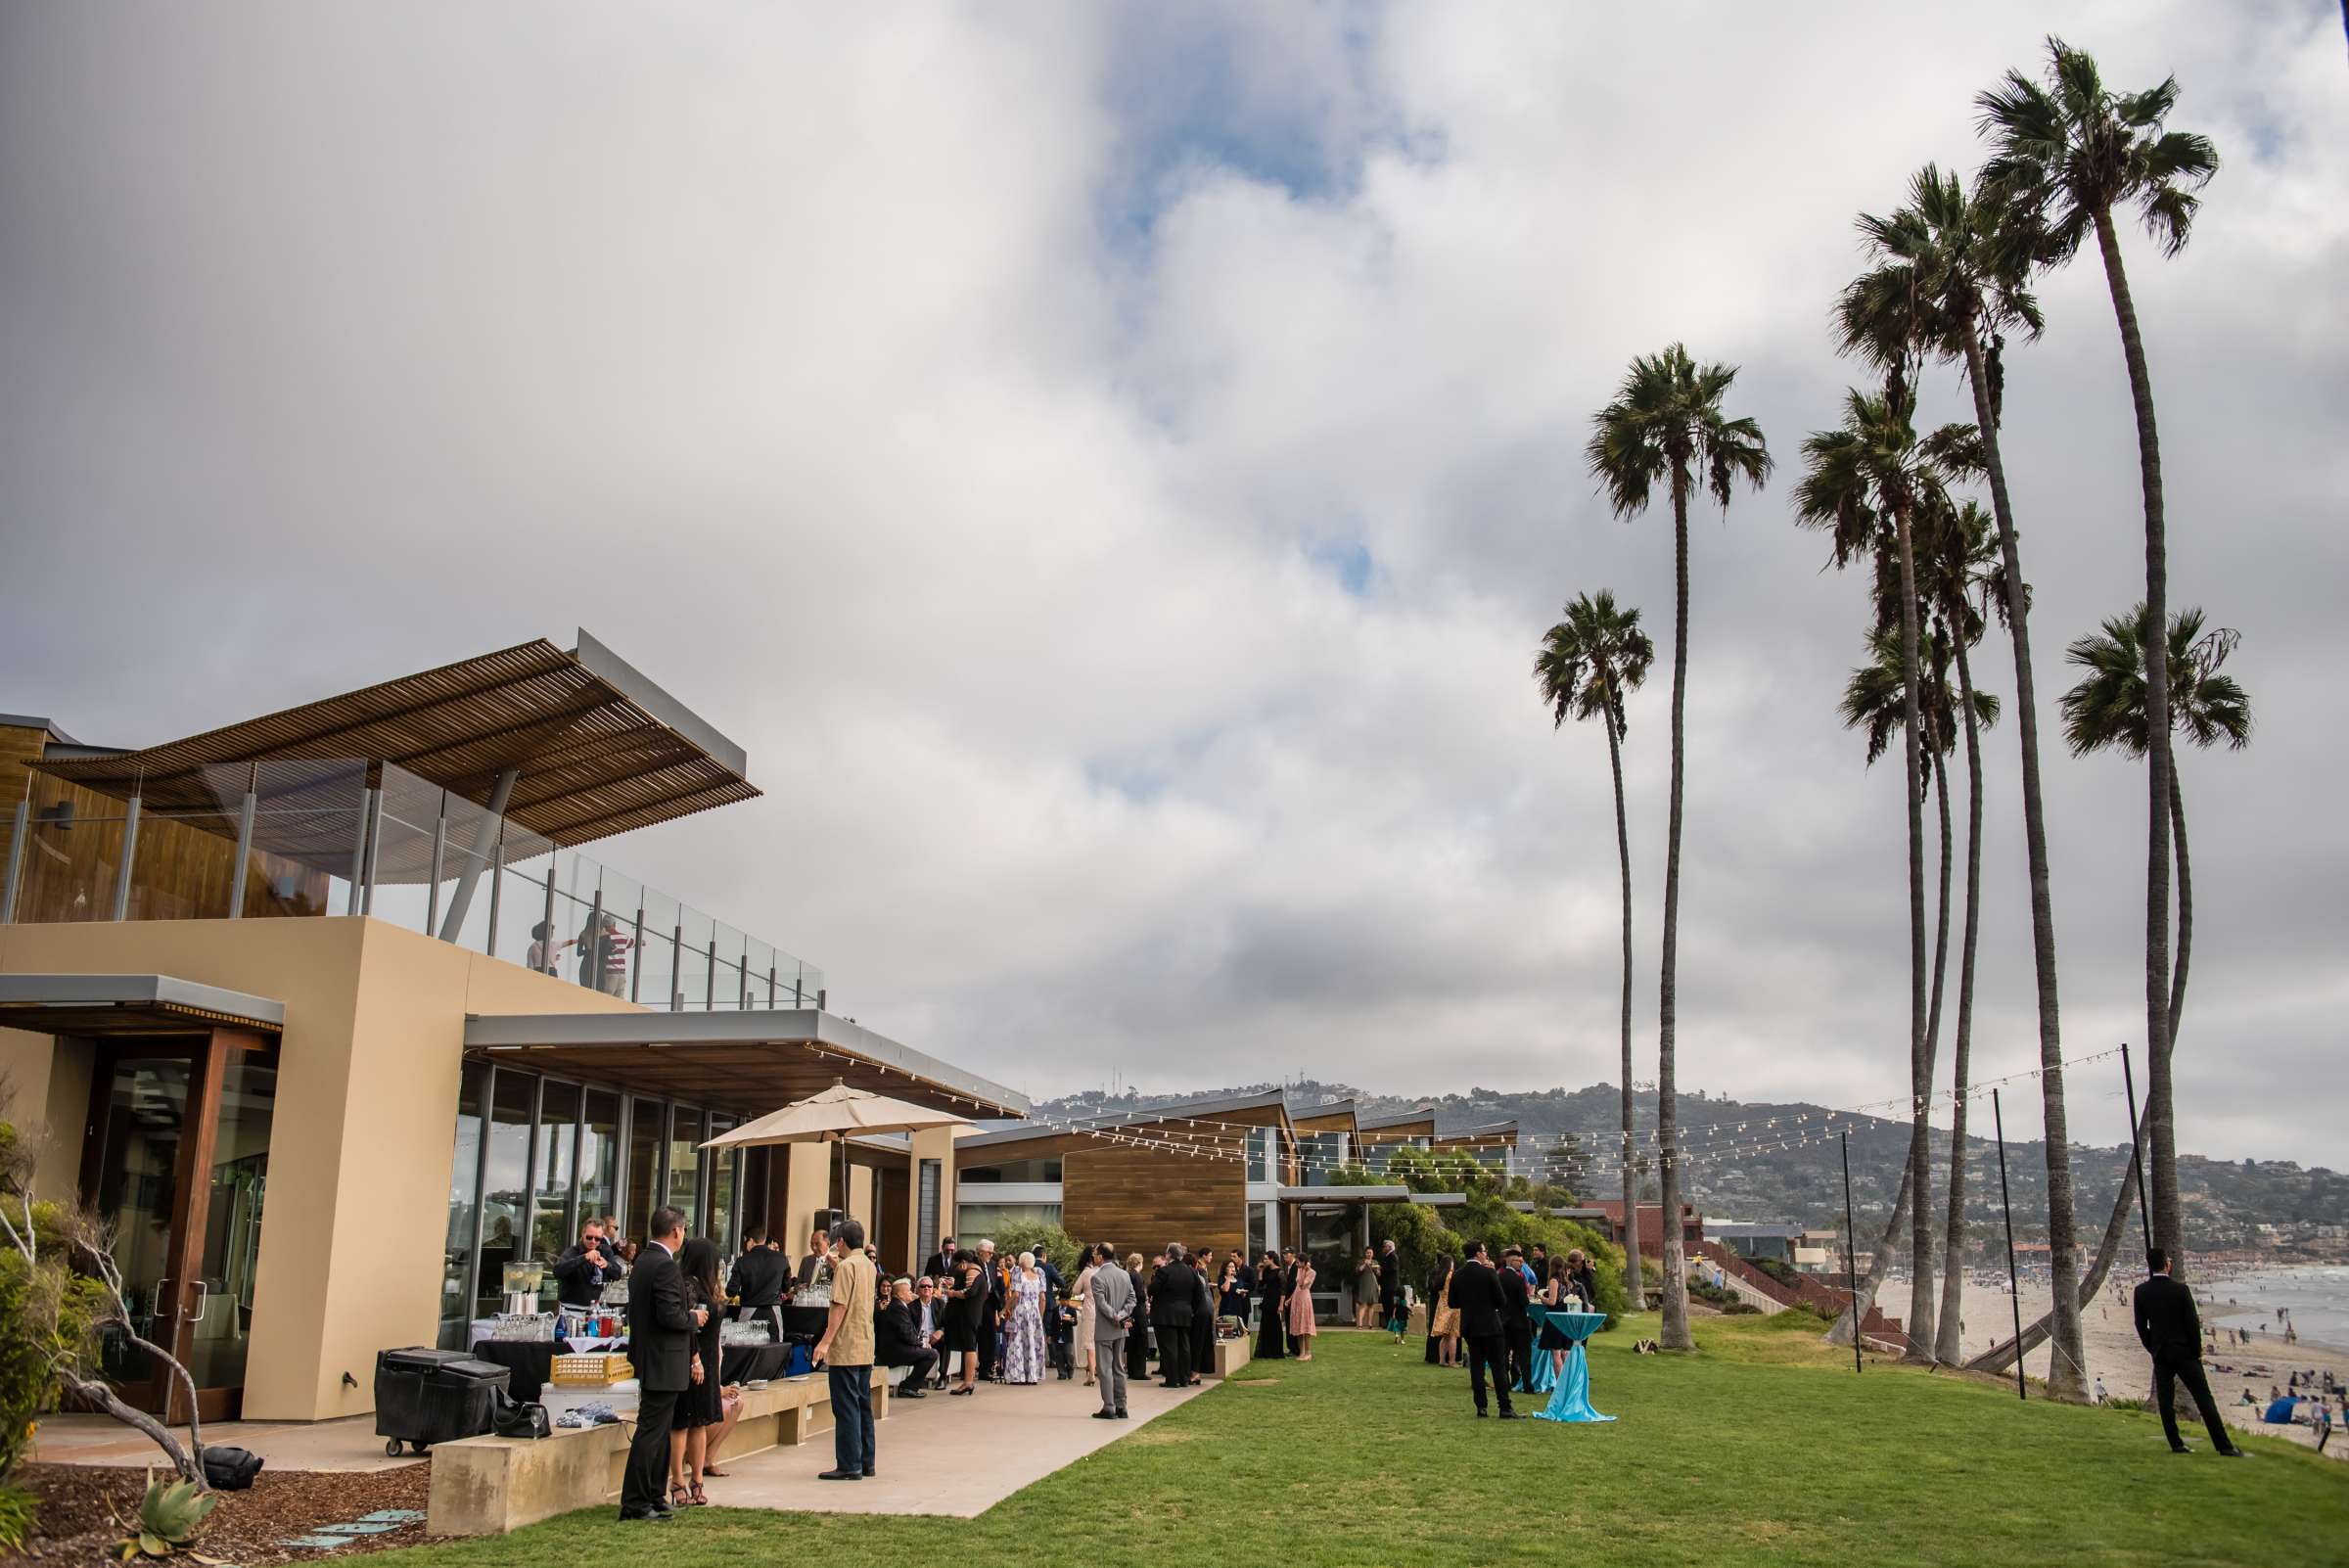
548;1353;632;1386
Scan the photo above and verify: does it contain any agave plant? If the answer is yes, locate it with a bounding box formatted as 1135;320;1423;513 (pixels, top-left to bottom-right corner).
112;1471;220;1563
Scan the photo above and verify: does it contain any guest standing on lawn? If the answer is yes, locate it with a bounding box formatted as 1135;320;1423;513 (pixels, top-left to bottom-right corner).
1148;1244;1199;1388
1256;1251;1288;1360
812;1218;878;1480
1088;1242;1135;1420
1427;1257;1460;1367
618;1206;699;1523
1448;1241;1517;1420
1379;1240;1405;1343
1354;1248;1381;1328
1003;1251;1047;1384
1287;1254;1319;1360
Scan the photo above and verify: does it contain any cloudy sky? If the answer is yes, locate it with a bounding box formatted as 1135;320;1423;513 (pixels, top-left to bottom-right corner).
3;3;2342;1167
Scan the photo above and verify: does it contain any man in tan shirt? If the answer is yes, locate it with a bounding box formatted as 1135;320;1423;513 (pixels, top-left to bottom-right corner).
813;1218;878;1480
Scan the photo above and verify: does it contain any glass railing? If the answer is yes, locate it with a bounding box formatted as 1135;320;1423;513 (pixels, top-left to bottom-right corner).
0;758;823;1010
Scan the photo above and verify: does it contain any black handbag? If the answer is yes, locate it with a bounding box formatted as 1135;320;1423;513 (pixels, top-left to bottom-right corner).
201;1446;263;1490
491;1390;551;1439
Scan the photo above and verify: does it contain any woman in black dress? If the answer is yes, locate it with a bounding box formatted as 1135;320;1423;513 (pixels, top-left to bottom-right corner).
671;1237;724;1507
1255;1251;1287;1360
1539;1256;1575;1383
1125;1253;1153;1383
942;1252;986;1395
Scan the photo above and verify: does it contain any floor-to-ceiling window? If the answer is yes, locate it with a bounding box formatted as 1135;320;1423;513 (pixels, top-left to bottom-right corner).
438;1064;487;1348
667;1106;703;1230
627;1097;664;1235
707;1117;736;1252
579;1089;620;1235
474;1071;535;1321
530;1081;580;1298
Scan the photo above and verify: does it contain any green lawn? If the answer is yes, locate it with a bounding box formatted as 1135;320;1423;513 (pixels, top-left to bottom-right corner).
381;1314;2344;1567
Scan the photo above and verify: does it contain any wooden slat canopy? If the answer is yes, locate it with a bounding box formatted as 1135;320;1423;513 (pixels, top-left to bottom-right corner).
34;630;757;853
462;1009;1029;1123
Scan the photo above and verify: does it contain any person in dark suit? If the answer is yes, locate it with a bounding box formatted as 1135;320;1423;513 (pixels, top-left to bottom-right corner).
1188;1247;1219;1383
923;1237;955;1282
1377;1239;1404;1342
2134;1248;2243;1456
1448;1241;1517;1418
1148;1245;1199;1388
620;1206;704;1520
795;1228;832;1288
1125;1253;1153;1383
552;1220;623;1312
1497;1245;1534;1395
730;1229;789;1344
875;1276;937;1398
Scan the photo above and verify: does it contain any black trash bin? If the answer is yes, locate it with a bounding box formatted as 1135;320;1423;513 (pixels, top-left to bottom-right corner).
374;1348;512;1456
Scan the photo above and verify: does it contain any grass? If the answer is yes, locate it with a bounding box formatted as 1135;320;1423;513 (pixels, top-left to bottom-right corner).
378;1314;2344;1567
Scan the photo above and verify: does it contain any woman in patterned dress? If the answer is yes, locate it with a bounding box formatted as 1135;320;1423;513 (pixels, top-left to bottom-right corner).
1286;1255;1318;1361
1002;1251;1047;1384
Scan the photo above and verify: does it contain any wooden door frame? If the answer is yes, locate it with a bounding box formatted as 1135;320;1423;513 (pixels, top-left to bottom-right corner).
78;1027;270;1423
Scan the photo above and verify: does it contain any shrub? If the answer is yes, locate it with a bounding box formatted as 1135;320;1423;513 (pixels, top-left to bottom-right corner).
1722;1302;1763;1315
983;1220;1081;1281
0;1482;36;1554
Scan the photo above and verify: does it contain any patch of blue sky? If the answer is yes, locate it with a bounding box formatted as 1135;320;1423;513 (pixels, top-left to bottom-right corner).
1307;537;1375;597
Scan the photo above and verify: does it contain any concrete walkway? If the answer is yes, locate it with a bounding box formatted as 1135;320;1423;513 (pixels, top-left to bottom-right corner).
33;1413;418;1473
706;1370;1208;1516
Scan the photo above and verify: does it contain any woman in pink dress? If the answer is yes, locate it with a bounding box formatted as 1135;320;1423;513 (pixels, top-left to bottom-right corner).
1286;1256;1318;1360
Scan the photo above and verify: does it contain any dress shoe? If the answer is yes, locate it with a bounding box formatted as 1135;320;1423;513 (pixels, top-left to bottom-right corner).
1115;1409;1129;1418
2217;1449;2249;1458
862;1469;876;1478
898;1387;926;1400
817;1468;864;1481
1475;1408;1489;1418
619;1507;672;1522
1092;1409;1119;1420
2170;1445;2194;1453
1497;1410;1523;1420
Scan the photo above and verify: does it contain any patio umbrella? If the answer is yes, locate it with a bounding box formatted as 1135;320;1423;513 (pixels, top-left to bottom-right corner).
700;1081;971;1228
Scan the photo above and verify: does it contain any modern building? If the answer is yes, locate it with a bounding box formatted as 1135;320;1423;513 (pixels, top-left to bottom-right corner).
1356;1108;1435;1172
1587;1200;1706;1260
0;634;1025;1425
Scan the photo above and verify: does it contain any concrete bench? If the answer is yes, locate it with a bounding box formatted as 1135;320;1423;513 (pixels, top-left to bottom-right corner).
1210;1336;1253;1378
427;1370;891;1537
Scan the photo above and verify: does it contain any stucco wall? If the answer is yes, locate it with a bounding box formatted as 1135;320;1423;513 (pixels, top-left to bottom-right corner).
0;915;639;1420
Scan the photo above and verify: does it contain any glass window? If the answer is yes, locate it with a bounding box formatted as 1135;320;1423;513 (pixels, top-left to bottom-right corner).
474;1069;534;1321
438;1063;486;1348
954;1202;1063;1238
189;1055;275;1390
531;1081;580;1283
955;1157;1063;1184
740;1146;770;1240
1247;1202;1268;1264
578;1089;621;1236
90;1058;190;1383
708;1123;737;1252
627;1097;663;1236
668;1106;703;1228
1245;1127;1270;1184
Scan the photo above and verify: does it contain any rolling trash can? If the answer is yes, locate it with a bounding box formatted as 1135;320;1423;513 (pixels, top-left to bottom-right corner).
374;1348;513;1456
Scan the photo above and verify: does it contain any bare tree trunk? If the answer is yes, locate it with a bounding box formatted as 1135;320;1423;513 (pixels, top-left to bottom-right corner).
1656;475;1692;1352
1934;634;1985;1365
1959;320;2085;1398
1891;502;1938;1364
57;1370;205;1486
2094;207;2179;1284
1826;1153;1913;1348
1606;701;1642;1305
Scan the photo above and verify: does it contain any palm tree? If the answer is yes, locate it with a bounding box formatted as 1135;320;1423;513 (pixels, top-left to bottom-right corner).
1836;162;2090;1394
1586;345;1772;1352
1536;591;1657;1307
1924;501;2003;1366
1979;36;2220;1284
2061;606;2251;1044
1795;386;1972;1361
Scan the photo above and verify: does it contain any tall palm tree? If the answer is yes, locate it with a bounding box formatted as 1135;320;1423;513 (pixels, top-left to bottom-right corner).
1836;162;2090;1395
1586;345;1772;1352
1979;36;2220;1283
2061;606;2251;1045
1536;591;1657;1306
1924;500;2003;1365
1795;386;1971;1361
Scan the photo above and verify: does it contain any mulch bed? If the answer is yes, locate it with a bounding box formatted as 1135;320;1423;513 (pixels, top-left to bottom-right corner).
19;1460;433;1564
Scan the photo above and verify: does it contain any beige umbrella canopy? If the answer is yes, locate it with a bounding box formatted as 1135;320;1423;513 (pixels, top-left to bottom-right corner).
701;1081;972;1227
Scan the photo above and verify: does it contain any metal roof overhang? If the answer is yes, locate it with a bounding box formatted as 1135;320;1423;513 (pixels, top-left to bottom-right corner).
1276;1184;1411;1203
0;973;285;1036
35;630;758;856
461;1008;1028;1120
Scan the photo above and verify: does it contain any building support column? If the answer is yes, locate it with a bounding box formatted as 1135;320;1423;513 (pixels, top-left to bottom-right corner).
437;766;517;943
910;1125;957;1266
782;1141;831;1262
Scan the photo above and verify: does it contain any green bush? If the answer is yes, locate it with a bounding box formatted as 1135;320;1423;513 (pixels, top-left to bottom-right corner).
0;1120;107;1501
1722;1302;1763;1315
983;1219;1081;1281
0;1481;36;1554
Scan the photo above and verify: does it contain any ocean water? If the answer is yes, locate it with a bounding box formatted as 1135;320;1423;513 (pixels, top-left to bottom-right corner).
2205;1265;2349;1351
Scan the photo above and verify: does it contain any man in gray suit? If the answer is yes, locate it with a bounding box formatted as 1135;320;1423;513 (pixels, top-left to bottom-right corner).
1086;1242;1135;1420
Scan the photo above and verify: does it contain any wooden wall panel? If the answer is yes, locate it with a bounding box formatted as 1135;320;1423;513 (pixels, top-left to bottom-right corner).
1062;1142;1244;1267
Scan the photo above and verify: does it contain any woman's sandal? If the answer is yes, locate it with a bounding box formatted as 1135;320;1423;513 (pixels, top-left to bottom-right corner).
700;1464;729;1477
669;1483;692;1509
689;1482;709;1506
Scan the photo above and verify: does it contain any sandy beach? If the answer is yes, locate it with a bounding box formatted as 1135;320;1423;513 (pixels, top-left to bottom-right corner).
1928;1274;2349;1459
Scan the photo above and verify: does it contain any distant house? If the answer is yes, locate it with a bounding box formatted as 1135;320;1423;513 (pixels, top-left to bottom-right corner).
1588;1200;1704;1257
1706;1221;1806;1266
